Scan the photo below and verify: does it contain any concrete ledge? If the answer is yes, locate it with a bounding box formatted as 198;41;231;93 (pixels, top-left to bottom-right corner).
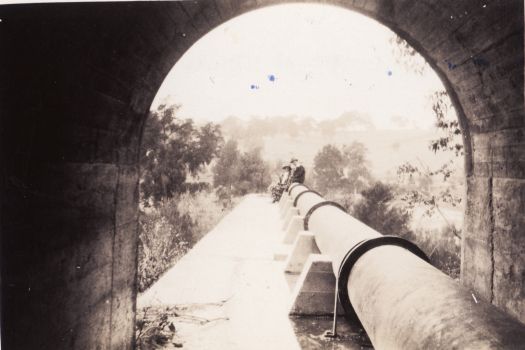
282;207;300;230
278;192;289;210
278;195;289;212
280;199;293;218
282;215;304;245
284;232;320;273
289;254;344;316
273;244;291;261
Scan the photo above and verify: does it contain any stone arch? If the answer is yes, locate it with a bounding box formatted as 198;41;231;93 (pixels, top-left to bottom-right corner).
1;1;523;349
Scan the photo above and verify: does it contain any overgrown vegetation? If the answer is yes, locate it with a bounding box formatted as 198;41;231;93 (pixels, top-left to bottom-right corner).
212;139;271;196
349;181;460;279
352;182;412;237
312;136;462;279
138;105;224;292
136;306;180;349
384;32;463;277
401;225;461;279
138;190;237;292
140;104;222;207
138;105;272;293
135;26;466;349
136;301;230;349
312;142;372;198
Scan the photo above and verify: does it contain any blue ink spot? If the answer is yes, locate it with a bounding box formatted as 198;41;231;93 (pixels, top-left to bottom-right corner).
445;59;457;70
387;70;393;76
472;56;489;67
250;84;259;90
268;74;276;82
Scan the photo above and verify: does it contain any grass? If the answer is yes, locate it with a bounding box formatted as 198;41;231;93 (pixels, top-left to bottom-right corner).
136;307;179;349
401;224;461;279
137;189;240;292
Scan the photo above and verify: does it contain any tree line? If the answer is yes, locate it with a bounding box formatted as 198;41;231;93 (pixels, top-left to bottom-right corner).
310;93;463;278
139;87;464;289
138;105;272;291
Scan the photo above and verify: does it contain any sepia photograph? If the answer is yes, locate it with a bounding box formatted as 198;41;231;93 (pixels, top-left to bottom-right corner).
0;0;524;349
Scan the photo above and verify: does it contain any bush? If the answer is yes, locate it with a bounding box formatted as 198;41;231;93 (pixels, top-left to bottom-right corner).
313;142;372;195
137;189;238;292
349;181;460;279
176;190;239;243
351;181;412;237
140;105;222;207
138;206;194;292
213;140;271;195
136;307;179;350
402;224;461;279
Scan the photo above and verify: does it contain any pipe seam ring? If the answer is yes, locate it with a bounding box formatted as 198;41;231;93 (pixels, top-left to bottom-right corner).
293;189;322;207
288;183;305;195
337;236;430;327
303;201;347;231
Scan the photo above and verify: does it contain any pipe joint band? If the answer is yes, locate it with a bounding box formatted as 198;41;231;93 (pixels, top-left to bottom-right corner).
337;236;430;326
288;183;304;195
293;190;322;207
303;201;347;230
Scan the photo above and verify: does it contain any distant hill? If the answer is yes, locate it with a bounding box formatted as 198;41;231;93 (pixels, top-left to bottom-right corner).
219;114;465;182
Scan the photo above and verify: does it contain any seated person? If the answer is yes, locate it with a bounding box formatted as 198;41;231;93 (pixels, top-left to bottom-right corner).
289;158;305;185
270;165;291;203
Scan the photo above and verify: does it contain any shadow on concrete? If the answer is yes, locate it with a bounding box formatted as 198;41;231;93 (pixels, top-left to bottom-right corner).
284;272;301;291
290;316;373;350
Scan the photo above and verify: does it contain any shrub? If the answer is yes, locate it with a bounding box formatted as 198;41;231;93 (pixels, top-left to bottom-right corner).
176;190;238;243
402;224;461;279
349;181;460;279
137;189;238;292
213;140;271;195
137;207;194;292
351;181;412;237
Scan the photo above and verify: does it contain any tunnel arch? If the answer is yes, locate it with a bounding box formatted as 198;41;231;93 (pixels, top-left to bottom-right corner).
1;1;523;349
144;1;475;176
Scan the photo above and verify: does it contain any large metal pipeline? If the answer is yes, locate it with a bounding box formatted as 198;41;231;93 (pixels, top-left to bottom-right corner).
287;183;525;349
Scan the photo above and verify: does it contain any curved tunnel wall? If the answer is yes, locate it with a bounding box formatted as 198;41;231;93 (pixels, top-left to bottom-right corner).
0;1;523;348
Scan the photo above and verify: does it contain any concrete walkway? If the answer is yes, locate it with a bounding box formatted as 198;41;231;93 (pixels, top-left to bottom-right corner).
138;194;371;349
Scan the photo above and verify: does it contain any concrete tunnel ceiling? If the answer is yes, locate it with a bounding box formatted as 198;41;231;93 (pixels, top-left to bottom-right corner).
0;1;523;349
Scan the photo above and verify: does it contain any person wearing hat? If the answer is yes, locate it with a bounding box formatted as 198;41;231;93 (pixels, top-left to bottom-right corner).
270;165;292;203
279;165;292;186
289;158;305;186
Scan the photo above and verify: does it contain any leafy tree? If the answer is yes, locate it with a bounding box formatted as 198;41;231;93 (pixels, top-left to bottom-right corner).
235;147;271;195
313;142;372;195
212;141;271;196
313;145;346;194
397;159;462;238
192;122;224;168
389;32;463;157
341;141;372;193
212;139;241;191
352;181;412;237
429;90;463;156
140;104;223;206
396;90;463;235
389;33;463;158
388;33;428;75
389;30;465;236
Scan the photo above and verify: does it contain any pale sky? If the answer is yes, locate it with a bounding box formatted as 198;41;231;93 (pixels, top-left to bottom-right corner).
151;3;451;130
